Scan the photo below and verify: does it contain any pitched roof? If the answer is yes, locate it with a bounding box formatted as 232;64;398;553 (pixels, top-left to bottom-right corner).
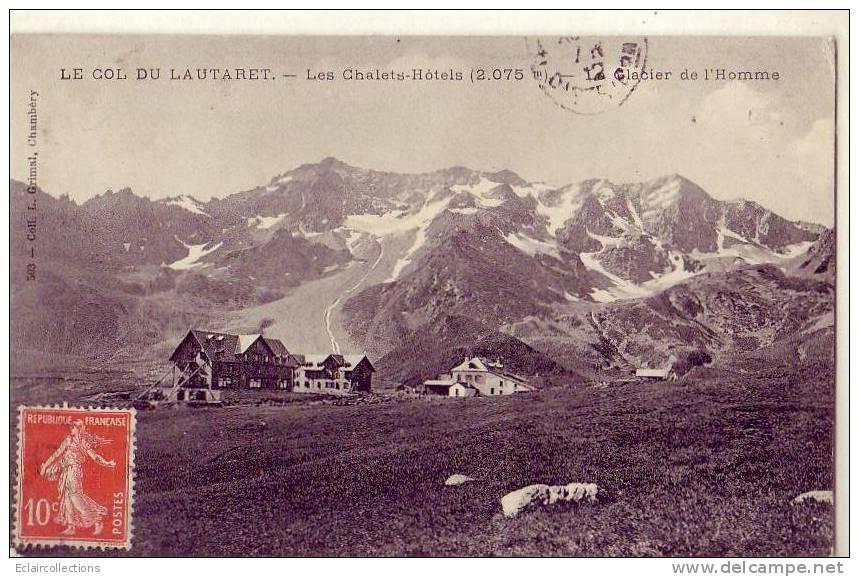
263;337;289;357
262;338;299;367
299;354;335;367
480;357;505;370
296;353;374;370
182;329;281;363
449;356;529;384
493;371;528;384
452;357;489;373
237;334;263;354
510;379;535;391
188;330;240;362
451;356;505;372
342;354;375;372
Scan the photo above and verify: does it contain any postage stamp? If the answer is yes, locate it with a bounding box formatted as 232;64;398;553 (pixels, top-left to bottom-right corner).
14;406;136;550
529;36;648;115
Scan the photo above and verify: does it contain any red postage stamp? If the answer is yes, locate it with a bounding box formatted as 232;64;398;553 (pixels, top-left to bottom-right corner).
14;406;136;550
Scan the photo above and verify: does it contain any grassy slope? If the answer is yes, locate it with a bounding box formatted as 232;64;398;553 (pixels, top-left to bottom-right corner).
14;366;833;557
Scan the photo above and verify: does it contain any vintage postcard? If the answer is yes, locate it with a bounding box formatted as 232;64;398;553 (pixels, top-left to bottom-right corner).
9;18;842;558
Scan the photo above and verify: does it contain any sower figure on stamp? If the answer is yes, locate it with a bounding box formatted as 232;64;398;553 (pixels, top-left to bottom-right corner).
39;419;116;536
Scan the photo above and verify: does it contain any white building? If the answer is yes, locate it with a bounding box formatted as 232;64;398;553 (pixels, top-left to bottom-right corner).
422;378;478;397
635;367;678;381
422;357;533;397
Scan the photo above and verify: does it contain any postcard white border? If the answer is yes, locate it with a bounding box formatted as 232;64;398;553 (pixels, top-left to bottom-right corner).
2;7;851;571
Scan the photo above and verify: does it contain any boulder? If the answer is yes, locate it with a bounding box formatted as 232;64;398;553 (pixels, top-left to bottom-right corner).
792;490;833;505
445;474;476;486
501;482;600;518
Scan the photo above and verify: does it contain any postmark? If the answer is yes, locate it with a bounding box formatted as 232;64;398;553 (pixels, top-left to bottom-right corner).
529;36;648;115
14;406;136;550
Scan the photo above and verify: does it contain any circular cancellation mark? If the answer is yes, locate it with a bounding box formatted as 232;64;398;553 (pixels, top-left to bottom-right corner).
529;36;649;115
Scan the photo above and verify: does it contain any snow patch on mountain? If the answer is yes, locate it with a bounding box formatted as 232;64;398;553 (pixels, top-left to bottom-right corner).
163;195;208;216
693;233;813;265
583;245;698;303
451;177;507;208
511;182;554;199
344;209;410;235
168;239;223;270
654;251;697;285
581;252;650;302
452;177;498;197
345;196;454;282
640;178;683;219
247;213;287;230
267;175;294;191
586;237;813;303
536;184;584;236
715;213;727;252
297;223;324;239
504;232;561;260
448;207;479;215
385;197;454;281
587;230;625;248
337;228;363;252
723;227;752;245
780;241;815;257
626;196;645;230
594;183;616;201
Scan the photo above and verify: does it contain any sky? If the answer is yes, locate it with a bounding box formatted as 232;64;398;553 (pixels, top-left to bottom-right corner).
11;35;835;225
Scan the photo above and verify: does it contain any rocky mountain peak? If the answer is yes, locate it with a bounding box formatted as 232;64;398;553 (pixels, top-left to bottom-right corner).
484;169;528;187
83;186;146;207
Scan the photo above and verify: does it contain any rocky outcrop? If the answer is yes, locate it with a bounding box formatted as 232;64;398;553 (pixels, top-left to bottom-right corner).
792;490;833;505
444;474;476;486
501;482;601;518
796;229;835;281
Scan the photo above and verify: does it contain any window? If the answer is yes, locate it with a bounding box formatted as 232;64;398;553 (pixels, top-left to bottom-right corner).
490;388;495;395
249;379;262;389
455;388;460;397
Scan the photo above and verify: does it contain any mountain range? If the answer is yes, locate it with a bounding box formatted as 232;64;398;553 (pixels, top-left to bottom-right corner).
10;158;835;385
